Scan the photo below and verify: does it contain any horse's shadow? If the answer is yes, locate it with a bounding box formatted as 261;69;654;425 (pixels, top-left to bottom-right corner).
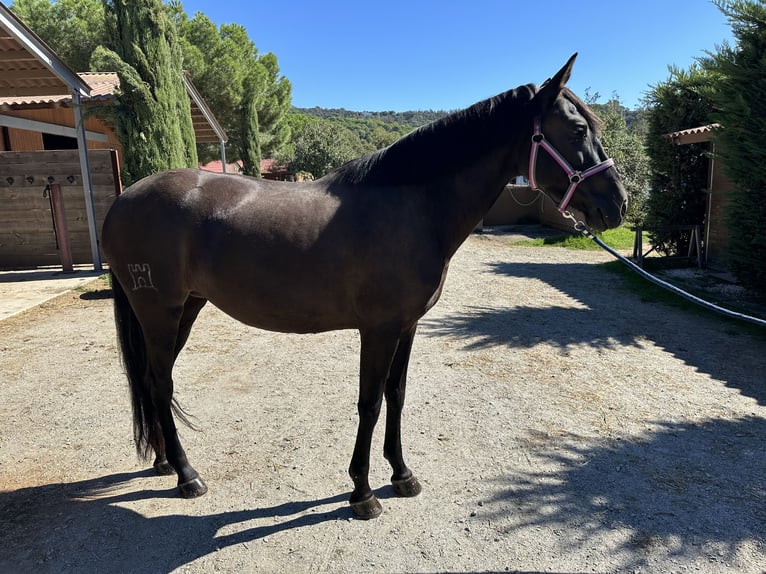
424;260;766;404
0;470;360;573
483;415;766;571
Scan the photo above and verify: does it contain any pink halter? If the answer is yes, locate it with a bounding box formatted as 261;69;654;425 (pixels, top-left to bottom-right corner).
528;117;615;214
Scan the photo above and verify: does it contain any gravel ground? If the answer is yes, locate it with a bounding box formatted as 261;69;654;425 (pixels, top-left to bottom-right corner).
1;232;765;574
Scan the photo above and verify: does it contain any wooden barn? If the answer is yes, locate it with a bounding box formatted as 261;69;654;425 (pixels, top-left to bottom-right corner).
0;3;227;270
665;124;733;268
481;181;584;232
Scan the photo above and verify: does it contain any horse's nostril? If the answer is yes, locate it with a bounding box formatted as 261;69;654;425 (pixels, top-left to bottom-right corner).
620;200;628;218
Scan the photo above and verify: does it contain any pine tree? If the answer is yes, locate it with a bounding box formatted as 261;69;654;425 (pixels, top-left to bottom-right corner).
254;53;292;159
10;0;106;71
92;0;197;185
172;11;291;168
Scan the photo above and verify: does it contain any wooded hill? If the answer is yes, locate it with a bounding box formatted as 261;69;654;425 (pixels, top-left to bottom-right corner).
293;104;644;151
293;107;450;151
294;107;449;128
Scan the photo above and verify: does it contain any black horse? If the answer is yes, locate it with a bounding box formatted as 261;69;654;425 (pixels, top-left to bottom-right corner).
102;54;627;519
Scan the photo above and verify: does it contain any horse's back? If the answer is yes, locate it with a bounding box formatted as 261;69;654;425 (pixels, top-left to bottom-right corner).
102;169;360;330
103;168;333;252
103;169;207;245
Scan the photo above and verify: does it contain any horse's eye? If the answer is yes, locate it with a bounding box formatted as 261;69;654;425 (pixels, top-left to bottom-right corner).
573;124;588;142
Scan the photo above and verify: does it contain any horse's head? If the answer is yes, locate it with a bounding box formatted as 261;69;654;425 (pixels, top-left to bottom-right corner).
527;54;628;232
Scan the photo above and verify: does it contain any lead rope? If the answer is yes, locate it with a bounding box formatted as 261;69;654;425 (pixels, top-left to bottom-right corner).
561;212;766;329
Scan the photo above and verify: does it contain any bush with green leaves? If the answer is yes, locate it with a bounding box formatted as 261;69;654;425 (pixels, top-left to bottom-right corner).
643;65;715;256
279;115;364;179
703;0;766;293
591;99;651;226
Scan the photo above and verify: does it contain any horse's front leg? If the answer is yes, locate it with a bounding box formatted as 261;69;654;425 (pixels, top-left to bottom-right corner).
383;324;422;498
348;327;400;519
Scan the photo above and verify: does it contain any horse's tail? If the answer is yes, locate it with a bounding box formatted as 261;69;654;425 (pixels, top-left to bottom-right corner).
110;269;162;460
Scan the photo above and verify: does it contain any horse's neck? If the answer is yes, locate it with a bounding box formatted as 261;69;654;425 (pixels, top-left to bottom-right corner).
412;98;531;257
438;144;525;257
328;88;531;256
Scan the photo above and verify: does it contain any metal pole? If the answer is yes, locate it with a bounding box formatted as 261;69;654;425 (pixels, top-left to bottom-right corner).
72;91;102;271
220;141;227;173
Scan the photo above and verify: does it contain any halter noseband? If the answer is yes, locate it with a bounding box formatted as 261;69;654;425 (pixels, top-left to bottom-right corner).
528;117;615;214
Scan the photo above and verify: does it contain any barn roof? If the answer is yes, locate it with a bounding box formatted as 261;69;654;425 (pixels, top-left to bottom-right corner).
182;72;228;143
664;123;721;145
0;1;226;144
0;70;228;144
0;72;114;106
0;3;91;99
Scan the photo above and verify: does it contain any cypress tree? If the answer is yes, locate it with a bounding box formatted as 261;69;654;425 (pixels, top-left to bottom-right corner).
92;0;197;185
239;75;262;177
705;0;766;293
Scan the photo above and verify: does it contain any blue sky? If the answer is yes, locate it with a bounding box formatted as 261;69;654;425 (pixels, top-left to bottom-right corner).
181;0;732;112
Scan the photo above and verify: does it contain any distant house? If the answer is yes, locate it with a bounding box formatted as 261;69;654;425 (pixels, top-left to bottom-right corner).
200;159;244;174
260;159;294;181
200;158;310;182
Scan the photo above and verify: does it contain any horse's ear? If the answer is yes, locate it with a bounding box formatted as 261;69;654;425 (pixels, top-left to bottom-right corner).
534;53;577;109
551;53;577;88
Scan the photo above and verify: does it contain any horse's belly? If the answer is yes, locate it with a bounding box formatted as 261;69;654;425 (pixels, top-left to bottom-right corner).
195;264;359;334
208;294;356;334
190;220;446;334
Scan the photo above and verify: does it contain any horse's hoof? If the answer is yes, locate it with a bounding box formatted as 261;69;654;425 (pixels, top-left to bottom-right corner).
350;495;383;520
154;460;175;476
392;475;422;498
178;477;208;498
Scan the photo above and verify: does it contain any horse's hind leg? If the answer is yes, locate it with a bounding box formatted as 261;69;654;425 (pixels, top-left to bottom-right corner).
383;324;422;498
152;296;207;477
174;296;208;358
139;303;207;498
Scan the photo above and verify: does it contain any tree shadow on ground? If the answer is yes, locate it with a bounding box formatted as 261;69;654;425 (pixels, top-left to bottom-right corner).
423;260;766;404
0;469;376;573
482;416;766;571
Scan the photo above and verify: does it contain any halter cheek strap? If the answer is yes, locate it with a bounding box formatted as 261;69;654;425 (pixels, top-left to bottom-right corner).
528;117;615;214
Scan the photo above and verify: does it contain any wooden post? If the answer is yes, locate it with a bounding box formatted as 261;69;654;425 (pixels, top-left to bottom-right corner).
48;183;74;273
690;225;702;268
632;226;644;267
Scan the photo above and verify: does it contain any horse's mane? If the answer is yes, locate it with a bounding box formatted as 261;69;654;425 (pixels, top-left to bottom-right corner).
561;86;603;135
328;84;537;187
327;83;602;188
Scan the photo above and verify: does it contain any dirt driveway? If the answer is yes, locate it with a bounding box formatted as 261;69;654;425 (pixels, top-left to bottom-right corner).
1;233;765;573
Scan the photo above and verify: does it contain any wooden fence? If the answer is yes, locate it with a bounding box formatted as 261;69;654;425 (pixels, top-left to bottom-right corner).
0;149;120;268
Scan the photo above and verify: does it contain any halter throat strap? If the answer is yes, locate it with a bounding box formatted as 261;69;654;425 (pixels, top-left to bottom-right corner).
528;117;614;214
